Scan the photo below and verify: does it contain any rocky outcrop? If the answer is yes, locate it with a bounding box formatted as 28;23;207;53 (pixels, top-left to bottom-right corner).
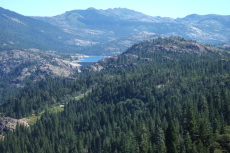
88;63;104;71
0;49;79;87
0;116;30;133
125;37;224;55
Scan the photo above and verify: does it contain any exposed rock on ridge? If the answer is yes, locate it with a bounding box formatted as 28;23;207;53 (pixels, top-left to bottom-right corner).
0;49;79;87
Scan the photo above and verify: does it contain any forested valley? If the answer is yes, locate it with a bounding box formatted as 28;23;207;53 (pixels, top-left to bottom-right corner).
1;37;230;153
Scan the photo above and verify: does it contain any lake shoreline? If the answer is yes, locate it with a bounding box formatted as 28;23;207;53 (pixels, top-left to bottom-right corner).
78;56;108;63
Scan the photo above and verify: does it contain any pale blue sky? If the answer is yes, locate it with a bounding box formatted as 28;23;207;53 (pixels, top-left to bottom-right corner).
0;0;229;18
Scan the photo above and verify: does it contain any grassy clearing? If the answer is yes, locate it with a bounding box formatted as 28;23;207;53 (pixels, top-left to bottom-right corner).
26;90;89;126
75;94;85;100
26;115;40;126
26;106;64;126
75;90;91;100
49;106;64;113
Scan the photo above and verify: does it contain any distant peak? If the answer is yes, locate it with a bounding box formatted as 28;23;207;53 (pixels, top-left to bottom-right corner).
106;8;136;13
87;7;97;10
183;14;199;18
107;8;130;10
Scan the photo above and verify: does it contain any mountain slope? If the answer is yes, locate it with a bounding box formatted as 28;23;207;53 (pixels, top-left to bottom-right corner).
88;37;225;71
2;7;230;55
1;37;230;152
33;8;168;55
176;14;230;43
33;8;230;55
0;48;79;104
0;7;79;52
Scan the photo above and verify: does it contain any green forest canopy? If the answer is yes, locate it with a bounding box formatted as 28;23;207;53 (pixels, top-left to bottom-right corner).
0;37;230;153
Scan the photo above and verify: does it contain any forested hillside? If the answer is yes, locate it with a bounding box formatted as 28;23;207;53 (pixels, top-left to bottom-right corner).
1;37;230;153
0;49;80;104
0;7;80;53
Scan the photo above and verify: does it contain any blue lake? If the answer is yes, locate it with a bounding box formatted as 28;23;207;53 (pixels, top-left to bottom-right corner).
79;56;108;62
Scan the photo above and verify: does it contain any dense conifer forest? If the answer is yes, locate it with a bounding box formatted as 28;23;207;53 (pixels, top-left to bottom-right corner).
0;37;230;152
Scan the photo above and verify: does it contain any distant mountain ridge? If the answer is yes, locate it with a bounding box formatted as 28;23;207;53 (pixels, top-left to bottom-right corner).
0;7;80;52
32;8;230;54
1;7;230;55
